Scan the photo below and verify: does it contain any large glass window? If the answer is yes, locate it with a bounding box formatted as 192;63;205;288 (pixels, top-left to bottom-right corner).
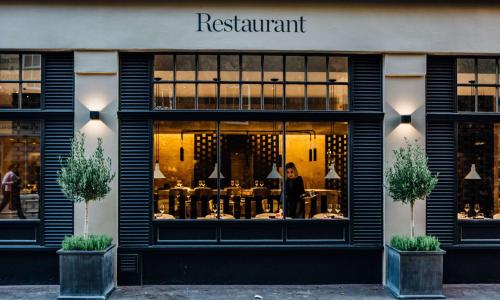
0;54;41;109
457;58;499;112
152;120;349;221
153;54;349;111
457;122;500;220
0;120;40;219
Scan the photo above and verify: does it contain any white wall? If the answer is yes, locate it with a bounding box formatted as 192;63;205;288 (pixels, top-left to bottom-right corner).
383;54;427;283
0;2;500;54
73;51;119;274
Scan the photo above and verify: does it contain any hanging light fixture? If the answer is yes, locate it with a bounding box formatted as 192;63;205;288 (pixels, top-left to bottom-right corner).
313;132;317;161
309;134;313;162
329;79;336;110
267;78;282;179
325;122;340;180
179;132;184;161
154;123;166;179
153;77;162;109
465;163;481;180
208;163;224;179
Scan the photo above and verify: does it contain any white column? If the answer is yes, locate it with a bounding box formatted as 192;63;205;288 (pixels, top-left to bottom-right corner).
383;54;427;283
73;51;119;278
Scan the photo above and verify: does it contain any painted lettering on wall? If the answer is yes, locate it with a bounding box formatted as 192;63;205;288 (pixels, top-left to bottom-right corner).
197;13;306;33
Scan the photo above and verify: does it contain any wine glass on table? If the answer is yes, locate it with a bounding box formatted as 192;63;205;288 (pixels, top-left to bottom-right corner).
327;203;333;217
255;180;259;187
464;203;470;218
264;203;271;214
335;204;341;215
474;204;480;218
159;204;165;215
259;180;264;187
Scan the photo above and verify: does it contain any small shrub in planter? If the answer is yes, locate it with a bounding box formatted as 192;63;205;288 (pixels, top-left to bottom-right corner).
385;140;444;299
57;133;116;300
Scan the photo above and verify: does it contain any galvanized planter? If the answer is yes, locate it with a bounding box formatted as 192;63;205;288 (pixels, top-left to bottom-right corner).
386;245;446;299
57;244;115;300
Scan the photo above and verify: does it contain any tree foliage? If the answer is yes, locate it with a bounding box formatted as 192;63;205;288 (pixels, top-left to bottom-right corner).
57;132;115;203
385;140;438;206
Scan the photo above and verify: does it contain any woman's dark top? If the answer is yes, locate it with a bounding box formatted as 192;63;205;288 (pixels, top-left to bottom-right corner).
286;176;305;218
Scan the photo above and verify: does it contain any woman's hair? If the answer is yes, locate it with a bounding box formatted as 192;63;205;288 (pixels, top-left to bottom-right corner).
285;162;299;176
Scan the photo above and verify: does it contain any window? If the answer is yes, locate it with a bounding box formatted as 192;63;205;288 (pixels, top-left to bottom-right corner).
457;122;500;220
153;54;349;111
0;54;41;109
152;120;349;221
457;58;498;112
0;120;40;219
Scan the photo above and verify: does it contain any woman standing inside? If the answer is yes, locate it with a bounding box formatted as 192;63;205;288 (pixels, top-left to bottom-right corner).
285;162;306;218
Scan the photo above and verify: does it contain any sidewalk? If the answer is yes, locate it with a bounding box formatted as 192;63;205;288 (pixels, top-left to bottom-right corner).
1;284;499;299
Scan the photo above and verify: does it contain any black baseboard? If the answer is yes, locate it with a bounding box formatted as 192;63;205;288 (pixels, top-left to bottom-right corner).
118;246;382;285
444;246;500;283
0;247;59;284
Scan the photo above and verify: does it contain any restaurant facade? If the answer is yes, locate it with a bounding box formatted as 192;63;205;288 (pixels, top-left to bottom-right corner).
0;0;500;286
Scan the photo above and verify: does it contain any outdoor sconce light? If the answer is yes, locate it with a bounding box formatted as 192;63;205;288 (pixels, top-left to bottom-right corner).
89;111;100;120
400;114;411;124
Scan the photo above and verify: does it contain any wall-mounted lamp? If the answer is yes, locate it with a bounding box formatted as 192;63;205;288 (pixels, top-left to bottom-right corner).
89;111;100;120
400;115;411;124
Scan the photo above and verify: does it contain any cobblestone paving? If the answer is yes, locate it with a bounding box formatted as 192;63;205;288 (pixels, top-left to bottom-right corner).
0;284;499;299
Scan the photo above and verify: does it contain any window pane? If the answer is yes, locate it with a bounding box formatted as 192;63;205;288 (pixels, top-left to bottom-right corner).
0;54;19;81
0;83;19;108
263;83;283;110
478;86;496;112
197;83;217;110
154;55;173;81
242;55;261;81
458;122;495;220
307;56;327;82
198;55;217;81
477;59;496;85
219;84;240;109
263;56;283;81
285;84;305;110
175;83;195;109
457;58;475;85
220;55;239;81
176;55;195;81
153;121;217;220
331;84;348;111
307;85;327;110
0;120;40;219
284;121;348;219
241;84;261;110
219;121;283;219
21;83;41;109
285;56;305;82
153;83;174;109
329;57;348;82
21;54;41;81
458;86;476;112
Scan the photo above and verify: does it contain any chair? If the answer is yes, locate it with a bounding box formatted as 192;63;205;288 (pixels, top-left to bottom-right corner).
493;213;500;219
193;187;213;218
168;188;189;217
261;198;280;213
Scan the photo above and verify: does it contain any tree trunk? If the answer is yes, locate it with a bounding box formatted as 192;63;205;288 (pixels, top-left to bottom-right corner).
84;201;89;237
410;201;415;238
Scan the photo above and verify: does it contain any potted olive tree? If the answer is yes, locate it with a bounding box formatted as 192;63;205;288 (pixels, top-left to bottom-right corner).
385;140;445;299
56;132;116;300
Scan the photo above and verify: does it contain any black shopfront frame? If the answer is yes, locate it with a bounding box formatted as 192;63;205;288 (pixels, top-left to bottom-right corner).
118;53;384;285
427;56;500;283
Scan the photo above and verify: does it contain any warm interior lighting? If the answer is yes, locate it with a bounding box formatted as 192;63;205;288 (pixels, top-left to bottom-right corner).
465;163;481;180
266;163;282;179
154;123;166;179
154;162;166;179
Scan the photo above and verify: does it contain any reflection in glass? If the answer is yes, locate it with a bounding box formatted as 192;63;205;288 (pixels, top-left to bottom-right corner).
478;59;496;85
21;83;41;109
458;85;476;112
154;55;174;81
197;83;217;109
307;85;327;110
21;54;41;81
198;55;217;81
154;83;174;109
264;56;283;81
457;58;475;85
286;56;305;82
176;55;196;81
285;84;305;110
242;55;261;81
0;54;19;81
220;55;239;81
175;83;195;109
284;122;348;219
329;57;348;82
241;84;261;110
478;86;496;112
219;84;240;109
263;83;283;110
0;83;19;108
330;84;348;111
0;120;40;219
308;56;327;82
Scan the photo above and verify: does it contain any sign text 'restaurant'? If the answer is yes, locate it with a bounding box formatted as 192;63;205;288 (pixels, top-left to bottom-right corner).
197;13;306;33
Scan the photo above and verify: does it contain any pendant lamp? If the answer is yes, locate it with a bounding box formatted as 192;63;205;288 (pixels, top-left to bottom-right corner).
154;123;166;179
325;162;340;179
266;78;282;180
208;163;224;179
266;163;282;179
465;163;481;180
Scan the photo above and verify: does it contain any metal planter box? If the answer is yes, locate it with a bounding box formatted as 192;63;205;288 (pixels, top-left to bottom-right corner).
386;245;446;299
57;245;115;300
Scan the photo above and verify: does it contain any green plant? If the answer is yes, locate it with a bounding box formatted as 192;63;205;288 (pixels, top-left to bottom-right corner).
62;234;113;251
391;235;440;251
385;139;438;237
57;132;115;237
